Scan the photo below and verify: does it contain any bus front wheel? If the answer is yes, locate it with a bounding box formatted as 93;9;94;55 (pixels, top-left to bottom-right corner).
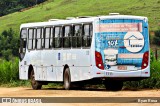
104;80;123;91
63;68;71;90
30;70;42;90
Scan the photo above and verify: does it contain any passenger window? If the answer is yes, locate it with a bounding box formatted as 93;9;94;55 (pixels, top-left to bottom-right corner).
28;29;33;50
73;25;82;48
41;28;44;48
50;28;53;48
63;26;72;48
54;27;62;48
33;29;36;49
45;27;50;49
36;28;42;49
83;24;92;47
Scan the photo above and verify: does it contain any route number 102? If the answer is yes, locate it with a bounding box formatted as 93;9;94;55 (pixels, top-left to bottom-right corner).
108;40;118;46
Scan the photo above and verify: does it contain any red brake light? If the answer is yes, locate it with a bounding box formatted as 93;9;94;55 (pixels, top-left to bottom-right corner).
141;51;149;69
95;51;104;70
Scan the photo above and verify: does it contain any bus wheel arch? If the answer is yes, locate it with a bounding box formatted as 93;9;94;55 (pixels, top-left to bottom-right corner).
28;64;42;90
28;65;33;79
63;65;71;90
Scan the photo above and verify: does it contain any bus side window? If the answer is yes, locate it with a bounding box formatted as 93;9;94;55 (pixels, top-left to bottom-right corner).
54;27;62;48
36;28;42;49
44;27;50;49
63;26;71;48
33;29;36;49
41;28;44;48
50;27;53;48
28;29;34;50
77;25;82;47
83;24;92;47
73;25;82;48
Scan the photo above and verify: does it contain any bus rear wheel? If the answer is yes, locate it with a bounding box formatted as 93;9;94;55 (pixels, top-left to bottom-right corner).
63;68;71;90
30;70;42;90
104;80;123;91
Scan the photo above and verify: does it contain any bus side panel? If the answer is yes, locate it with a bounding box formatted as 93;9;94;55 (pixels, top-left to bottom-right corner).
19;50;32;80
55;66;63;81
47;67;57;81
69;49;91;82
52;49;91;82
19;64;28;80
27;50;41;80
41;50;57;81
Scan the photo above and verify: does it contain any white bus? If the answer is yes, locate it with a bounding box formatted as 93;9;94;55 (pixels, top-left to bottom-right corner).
19;14;150;91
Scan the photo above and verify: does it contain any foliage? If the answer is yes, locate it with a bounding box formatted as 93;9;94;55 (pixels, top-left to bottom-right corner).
0;57;30;87
0;28;19;60
150;49;155;63
0;80;30;87
0;0;46;16
0;58;19;83
153;29;160;45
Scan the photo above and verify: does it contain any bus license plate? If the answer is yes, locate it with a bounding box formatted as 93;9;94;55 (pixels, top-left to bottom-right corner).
118;66;127;70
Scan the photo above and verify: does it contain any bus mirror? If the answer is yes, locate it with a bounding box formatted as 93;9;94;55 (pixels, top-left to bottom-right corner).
23;48;25;53
19;48;21;53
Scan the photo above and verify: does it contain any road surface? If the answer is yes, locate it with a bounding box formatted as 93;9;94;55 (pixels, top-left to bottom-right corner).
0;87;159;106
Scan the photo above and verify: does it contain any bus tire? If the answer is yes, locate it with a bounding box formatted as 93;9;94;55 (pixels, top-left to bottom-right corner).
63;68;71;90
30;69;42;90
104;80;123;91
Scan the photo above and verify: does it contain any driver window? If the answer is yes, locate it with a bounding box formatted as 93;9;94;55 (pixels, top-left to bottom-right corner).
20;28;27;60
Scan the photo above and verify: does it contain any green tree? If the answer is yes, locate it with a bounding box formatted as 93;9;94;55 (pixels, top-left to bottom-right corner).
0;0;46;16
153;29;160;45
0;28;19;60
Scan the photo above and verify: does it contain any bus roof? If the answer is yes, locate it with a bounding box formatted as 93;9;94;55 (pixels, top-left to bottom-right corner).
20;15;148;28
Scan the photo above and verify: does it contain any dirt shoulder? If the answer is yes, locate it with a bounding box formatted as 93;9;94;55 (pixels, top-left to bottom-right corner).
0;87;159;97
0;87;159;106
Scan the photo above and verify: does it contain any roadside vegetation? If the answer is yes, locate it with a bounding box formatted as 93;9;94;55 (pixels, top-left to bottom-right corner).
0;58;30;87
0;28;29;87
0;28;19;61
